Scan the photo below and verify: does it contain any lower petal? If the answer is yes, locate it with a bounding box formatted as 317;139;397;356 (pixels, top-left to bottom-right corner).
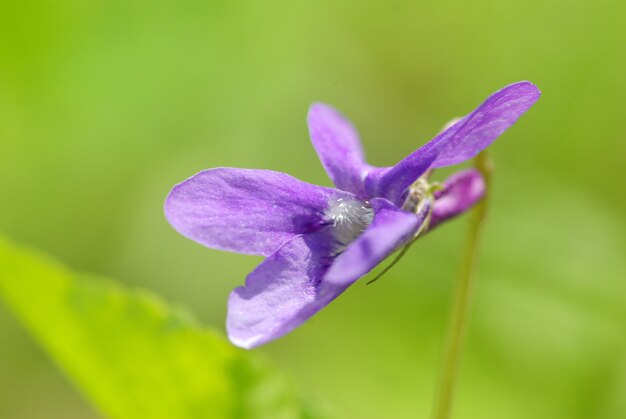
227;199;432;348
324;198;428;286
227;231;343;349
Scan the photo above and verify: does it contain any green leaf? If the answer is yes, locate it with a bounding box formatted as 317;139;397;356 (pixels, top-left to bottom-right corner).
0;235;325;419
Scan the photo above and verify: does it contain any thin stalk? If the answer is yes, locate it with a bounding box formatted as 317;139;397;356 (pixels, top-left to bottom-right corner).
432;151;493;419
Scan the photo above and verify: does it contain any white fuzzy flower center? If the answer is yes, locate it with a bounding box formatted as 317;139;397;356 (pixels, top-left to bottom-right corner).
324;197;374;252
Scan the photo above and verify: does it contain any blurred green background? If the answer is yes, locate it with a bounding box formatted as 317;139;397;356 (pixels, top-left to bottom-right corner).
1;0;625;418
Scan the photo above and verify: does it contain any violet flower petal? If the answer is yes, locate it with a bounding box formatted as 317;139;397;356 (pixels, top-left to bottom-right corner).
227;231;339;349
226;198;427;348
324;198;429;285
308;103;369;197
165;168;353;256
428;81;541;168
367;81;540;204
430;169;486;229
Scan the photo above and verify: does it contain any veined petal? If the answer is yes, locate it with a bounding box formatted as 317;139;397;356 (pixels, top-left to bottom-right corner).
227;231;342;349
429;81;540;168
430;169;485;228
226;198;426;348
324;198;429;286
165;168;353;256
366;81;540;204
308;103;369;197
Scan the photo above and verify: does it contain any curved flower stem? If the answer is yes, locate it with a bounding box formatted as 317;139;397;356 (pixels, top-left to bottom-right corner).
432;151;493;419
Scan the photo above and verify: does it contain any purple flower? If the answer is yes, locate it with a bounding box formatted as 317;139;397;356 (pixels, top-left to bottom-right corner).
165;81;540;348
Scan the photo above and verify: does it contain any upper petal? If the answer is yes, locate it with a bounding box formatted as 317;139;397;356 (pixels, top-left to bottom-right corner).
227;231;341;348
308;103;369;196
165;168;352;256
324;198;429;286
366;81;540;204
428;81;541;168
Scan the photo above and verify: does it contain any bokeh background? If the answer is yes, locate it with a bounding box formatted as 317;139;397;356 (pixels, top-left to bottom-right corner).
1;1;625;418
